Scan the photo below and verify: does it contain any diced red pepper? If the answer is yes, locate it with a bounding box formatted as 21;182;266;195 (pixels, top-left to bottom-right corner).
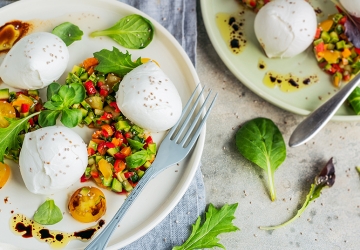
84;80;97;95
314;28;321;39
28;117;35;127
80;174;89;182
124;132;132;139
355;47;360;55
124;172;134;179
109;102;120;113
97;81;104;88
343;74;350;81
145;136;153;144
99;112;113;121
114;160;126;173
332;64;343;73
249;0;256;7
338;16;347;25
87;148;95;156
97;142;115;155
314;42;324;53
35;102;44;112
91;171;99;178
21;103;30;113
16;91;27;96
114;152;127;160
99;88;109;97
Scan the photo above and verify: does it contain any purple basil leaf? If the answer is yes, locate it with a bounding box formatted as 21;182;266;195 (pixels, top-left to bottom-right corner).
344;15;360;48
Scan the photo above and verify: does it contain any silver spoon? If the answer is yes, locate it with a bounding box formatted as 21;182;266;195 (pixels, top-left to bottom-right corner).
289;72;360;147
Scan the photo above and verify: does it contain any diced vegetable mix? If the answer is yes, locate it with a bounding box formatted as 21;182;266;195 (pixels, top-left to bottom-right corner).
0;89;43;161
313;13;360;87
239;0;270;12
69;57;156;194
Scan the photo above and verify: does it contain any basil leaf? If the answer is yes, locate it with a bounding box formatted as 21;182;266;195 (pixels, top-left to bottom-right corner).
69;83;86;104
60;108;82;128
38;110;61;127
348;86;360;114
235;117;286;201
33;199;63;225
127;138;144;151
52;22;83;46
126;150;150;168
47;82;61;100
90;14;154;49
260;158;335;230
93;47;142;77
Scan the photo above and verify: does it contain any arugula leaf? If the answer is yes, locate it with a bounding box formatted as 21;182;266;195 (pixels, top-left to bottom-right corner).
0;112;39;163
260;158;335;230
235;118;286;201
33;199;63;225
89;14;154;49
93;47;142;77
52;22;83;46
172;203;239;250
60;108;82;128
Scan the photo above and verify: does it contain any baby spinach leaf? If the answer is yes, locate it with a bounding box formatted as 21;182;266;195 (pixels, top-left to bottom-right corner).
0;112;39;163
235;117;286;201
60;108;82;128
348;87;360;114
52;22;83;46
260;158;335;230
93;47;142;77
90;14;154;49
172;203;239;250
33;199;63;225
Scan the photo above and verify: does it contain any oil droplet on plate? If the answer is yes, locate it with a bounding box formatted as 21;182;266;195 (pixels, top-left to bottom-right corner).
258;59;266;70
215;11;247;54
263;71;319;92
0;20;30;52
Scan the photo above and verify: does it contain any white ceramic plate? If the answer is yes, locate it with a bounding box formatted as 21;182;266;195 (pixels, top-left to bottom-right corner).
201;0;360;121
0;0;204;249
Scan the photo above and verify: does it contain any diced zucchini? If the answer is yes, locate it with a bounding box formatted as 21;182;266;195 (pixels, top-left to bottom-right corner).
122;180;133;192
321;32;331;43
27;89;39;97
143;161;152;168
80;108;88;118
88;73;98;83
131;125;144;135
111;178;122;192
332;13;343;23
137;170;145;179
115;120;131;132
102;176;113;187
80;72;89;81
85;166;92;178
336;40;346;50
329;31;339;43
88;156;95;166
107;147;120;157
83;116;93;125
81;100;92;110
95;155;104;163
88;140;98;151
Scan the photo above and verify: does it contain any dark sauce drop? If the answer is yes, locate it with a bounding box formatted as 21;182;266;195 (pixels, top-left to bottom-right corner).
55;234;64;241
230;39;240;49
259;64;265;69
0;20;30;52
39;229;54;239
288;78;299;87
15;223;32;238
303;78;311;85
228;17;236;25
270;76;277;83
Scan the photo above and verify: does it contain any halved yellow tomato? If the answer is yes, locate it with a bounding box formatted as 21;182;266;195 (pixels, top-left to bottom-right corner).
0;101;16;128
68;186;106;223
0;162;11;188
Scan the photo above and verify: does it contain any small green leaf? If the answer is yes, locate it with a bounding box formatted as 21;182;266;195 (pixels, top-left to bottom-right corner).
173;203;239;250
127;138;144;151
43;101;63;111
38;110;61;127
235;118;286;201
260;158;335;230
0;112;40;163
60;108;82;128
33;199;63;225
69;83;86;104
58;85;76;107
52;22;83;46
93;47;142;77
90;14;154;49
47;82;61;100
125;150;150;168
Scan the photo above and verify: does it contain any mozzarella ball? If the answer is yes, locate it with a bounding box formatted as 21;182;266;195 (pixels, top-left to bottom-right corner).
0;32;69;90
254;0;317;58
19;126;87;195
340;0;360;17
116;61;182;132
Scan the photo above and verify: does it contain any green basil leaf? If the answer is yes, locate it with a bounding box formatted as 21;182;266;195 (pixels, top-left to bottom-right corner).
47;82;61;100
125;150;149;168
33;199;63;225
127;138;144;151
90;14;154;49
60;108;82;128
69;83;86;104
52;22;84;46
348;86;360;114
235;117;286;201
38;110;61;127
93;47;142;77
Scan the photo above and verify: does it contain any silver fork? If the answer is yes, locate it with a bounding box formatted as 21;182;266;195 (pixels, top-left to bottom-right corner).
85;84;217;250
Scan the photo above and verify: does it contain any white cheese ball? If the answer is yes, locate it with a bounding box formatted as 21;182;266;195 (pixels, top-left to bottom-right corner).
254;0;317;58
116;61;182;132
0;32;69;90
19;126;88;195
340;0;360;17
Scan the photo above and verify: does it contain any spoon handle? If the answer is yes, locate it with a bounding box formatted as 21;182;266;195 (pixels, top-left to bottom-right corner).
289;73;360;147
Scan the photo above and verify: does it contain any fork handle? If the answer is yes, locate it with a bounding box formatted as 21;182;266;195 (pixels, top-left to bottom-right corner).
84;166;158;250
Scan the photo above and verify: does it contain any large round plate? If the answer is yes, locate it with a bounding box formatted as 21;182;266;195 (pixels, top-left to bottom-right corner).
0;0;204;249
201;0;360;121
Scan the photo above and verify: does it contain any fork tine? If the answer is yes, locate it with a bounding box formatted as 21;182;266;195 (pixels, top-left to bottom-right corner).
180;89;213;146
166;83;201;138
184;93;217;149
173;85;206;142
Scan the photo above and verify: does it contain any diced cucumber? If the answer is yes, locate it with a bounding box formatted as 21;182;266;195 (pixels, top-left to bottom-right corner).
88;140;98;151
102;176;113;187
329;31;339;43
143;161;152;168
81;100;92;110
72;103;80;109
95;155;104;163
111;178;122;192
147;143;157;154
107;147;120;157
332;13;343;23
105;156;115;164
137;170;145;179
83;116;93;125
80;72;89;81
326;43;335;50
115;172;124;182
28;89;39;97
0;88;9;100
85;96;103;110
115;120;131;132
80;108;88;118
336;40;346;50
131;125;144;135
313;38;323;46
66;72;82;85
85;166;92;178
88;73;98;83
122;180;133;192
321;32;331;43
88;156;95;166
20;112;30;118
71;65;86;76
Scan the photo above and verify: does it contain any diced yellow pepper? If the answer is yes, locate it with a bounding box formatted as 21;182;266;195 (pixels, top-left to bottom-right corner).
98;159;113;179
342;48;351;58
11;94;34;108
319;19;334;32
323;50;341;64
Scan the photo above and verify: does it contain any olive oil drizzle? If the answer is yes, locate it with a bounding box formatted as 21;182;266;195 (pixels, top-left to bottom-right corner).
263;71;319;92
11;213;105;248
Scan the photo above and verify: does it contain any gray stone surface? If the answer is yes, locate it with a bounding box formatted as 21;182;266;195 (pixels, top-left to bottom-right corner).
196;3;360;250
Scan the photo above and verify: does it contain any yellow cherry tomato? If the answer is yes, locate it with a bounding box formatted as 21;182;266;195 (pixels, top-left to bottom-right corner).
0;162;11;188
0;101;16;128
68;186;106;223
